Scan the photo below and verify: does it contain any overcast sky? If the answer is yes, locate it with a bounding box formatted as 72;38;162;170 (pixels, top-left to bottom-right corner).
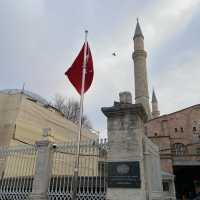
1;0;200;137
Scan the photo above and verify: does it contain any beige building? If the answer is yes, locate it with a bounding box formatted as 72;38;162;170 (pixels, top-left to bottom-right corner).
0;89;99;180
0;89;98;147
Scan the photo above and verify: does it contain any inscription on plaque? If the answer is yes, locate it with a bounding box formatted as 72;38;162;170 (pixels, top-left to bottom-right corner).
107;161;141;188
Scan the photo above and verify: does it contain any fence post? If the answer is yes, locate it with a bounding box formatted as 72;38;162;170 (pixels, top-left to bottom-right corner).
30;139;53;200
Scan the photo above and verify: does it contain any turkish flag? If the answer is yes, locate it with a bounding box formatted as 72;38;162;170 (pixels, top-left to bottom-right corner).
65;42;94;95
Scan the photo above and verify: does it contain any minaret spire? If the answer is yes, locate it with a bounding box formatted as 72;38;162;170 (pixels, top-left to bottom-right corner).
134;18;144;39
132;19;151;119
151;89;160;118
152;89;157;103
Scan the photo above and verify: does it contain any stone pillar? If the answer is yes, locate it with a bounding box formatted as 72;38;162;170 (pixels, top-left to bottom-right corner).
143;136;163;200
143;141;153;200
101;92;148;200
170;177;176;200
30;139;53;200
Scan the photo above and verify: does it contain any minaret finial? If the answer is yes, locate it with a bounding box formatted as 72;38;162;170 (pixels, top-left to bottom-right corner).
152;88;157;103
134;18;144;39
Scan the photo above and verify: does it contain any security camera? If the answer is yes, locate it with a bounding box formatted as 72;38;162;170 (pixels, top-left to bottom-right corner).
52;143;57;149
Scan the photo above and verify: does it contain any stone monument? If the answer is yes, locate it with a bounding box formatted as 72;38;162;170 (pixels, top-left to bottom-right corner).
102;92;148;200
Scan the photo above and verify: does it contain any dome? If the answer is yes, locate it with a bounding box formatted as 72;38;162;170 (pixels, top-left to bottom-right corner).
0;89;49;105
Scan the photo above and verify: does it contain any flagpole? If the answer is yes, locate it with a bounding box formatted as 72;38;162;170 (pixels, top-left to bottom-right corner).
72;30;88;200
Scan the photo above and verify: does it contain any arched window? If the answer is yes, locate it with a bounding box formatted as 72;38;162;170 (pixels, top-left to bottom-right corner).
193;126;197;132
172;143;187;156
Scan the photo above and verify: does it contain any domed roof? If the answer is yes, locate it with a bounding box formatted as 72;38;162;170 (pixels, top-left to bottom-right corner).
0;89;49;105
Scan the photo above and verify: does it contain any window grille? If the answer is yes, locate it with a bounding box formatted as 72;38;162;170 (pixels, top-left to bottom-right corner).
172;143;187;156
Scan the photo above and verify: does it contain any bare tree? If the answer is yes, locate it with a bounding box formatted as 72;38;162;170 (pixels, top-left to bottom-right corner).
52;94;92;129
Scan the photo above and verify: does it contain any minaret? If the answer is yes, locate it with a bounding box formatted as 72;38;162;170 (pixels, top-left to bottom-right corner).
132;19;151;119
151;89;160;118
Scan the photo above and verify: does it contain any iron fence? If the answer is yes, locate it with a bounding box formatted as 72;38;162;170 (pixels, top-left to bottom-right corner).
0;145;37;200
0;139;108;200
48;139;108;200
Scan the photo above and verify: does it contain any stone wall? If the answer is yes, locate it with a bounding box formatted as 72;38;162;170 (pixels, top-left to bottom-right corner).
146;104;200;172
0;92;97;147
0;93;21;146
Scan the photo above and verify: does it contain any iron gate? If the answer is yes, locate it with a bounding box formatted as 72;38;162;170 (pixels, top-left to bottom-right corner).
48;139;108;200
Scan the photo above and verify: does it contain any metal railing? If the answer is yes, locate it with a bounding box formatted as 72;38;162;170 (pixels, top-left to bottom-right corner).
0;139;108;200
0;145;37;200
48;139;108;200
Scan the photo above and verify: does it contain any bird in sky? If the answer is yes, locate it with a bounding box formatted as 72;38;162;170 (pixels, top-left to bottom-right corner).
112;52;117;56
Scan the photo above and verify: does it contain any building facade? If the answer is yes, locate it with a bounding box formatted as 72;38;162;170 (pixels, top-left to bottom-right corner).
146;104;200;198
0;89;97;147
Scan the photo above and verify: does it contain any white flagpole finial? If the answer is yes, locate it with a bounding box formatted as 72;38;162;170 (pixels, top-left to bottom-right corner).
85;30;88;43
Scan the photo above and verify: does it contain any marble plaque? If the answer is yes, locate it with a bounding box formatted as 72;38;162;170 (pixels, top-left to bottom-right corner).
107;161;141;188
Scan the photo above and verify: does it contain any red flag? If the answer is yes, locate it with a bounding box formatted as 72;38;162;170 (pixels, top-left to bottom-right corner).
65;42;93;95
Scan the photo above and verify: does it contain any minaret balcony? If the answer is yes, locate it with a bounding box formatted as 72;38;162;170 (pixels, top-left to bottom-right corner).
132;50;147;59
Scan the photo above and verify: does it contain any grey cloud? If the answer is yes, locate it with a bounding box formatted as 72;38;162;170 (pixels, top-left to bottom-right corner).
0;0;200;137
